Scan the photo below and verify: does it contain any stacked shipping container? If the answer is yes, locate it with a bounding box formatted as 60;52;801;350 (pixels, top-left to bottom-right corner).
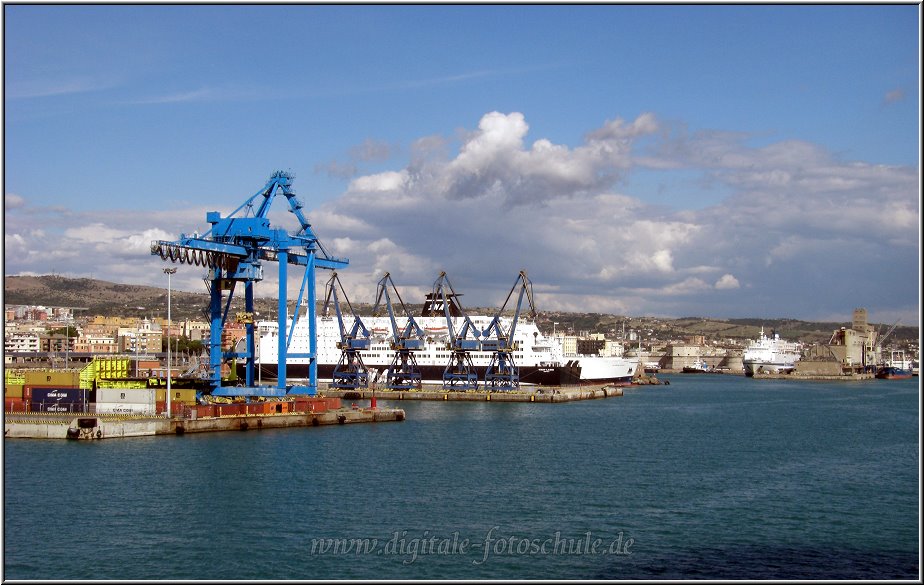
5;365;341;416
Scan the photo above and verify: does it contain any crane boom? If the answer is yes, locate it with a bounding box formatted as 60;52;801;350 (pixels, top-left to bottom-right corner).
371;273;425;389
151;171;348;398
430;271;481;390
878;318;902;347
322;272;370;389
482;270;537;389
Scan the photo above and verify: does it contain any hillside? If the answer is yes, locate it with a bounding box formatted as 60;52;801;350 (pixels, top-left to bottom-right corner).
3;275;918;345
3;275;274;321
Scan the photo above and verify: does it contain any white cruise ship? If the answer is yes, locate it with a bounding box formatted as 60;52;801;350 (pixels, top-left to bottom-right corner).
742;327;802;376
248;313;639;387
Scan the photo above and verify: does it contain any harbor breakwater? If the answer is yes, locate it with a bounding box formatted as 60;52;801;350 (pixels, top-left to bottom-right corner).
4;407;405;440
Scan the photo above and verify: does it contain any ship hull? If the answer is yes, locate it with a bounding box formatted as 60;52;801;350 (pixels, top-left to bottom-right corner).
875;367;912;380
743;361;797;377
742;329;801;378
243;362;637;387
247;315;639;388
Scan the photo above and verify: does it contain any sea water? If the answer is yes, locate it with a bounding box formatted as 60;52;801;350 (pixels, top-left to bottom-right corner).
3;375;919;579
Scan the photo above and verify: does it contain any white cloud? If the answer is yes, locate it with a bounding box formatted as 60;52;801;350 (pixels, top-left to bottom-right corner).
316;111;917;319
348;170;408;193
64;223;127;244
3;110;917;323
5;193;26;209
714;274;740;290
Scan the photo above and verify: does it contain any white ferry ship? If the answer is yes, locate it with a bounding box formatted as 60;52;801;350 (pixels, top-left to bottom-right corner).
249;314;639;386
742;327;802;376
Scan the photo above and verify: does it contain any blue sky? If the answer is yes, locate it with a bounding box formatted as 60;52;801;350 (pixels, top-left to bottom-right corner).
4;4;920;325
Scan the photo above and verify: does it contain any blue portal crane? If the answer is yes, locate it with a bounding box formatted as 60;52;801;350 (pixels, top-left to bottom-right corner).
151;171;348;398
425;272;481;390
371;273;426;390
322;271;371;389
481;270;537;390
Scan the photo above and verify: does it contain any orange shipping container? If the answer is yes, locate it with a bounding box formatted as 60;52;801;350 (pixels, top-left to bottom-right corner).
219;404;244;417
156;401;183;415
5;397;27;413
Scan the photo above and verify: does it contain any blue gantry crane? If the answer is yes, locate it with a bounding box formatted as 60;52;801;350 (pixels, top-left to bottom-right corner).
322;271;371;389
481;270;537;390
371;273;426;390
151;171;348;398
425;272;481;390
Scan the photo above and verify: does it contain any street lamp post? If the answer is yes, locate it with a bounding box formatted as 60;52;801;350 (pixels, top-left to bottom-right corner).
164;268;177;418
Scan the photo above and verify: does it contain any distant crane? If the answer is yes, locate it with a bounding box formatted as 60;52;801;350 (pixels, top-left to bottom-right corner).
877;318;902;348
481;270;537;390
371;273;426;390
322;272;370;389
426;272;481;390
151;171;348;398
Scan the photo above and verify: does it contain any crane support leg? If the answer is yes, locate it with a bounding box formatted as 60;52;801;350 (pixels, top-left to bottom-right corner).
208;276;225;391
485;352;519;390
244;281;255;387
305;253;319;393
283;253;319;396
154;172;348;400
387;351;422;390
443;350;479;391
276;251;289;392
332;350;369;389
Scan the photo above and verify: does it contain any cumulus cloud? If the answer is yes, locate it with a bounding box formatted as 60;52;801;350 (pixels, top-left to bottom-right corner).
313;111;918;319
5;193;26;209
5;110;918;322
714;274;740;290
316;138;400;180
350;110;659;209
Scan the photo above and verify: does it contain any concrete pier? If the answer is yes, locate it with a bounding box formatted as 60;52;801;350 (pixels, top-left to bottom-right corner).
752;372;875;381
324;383;651;403
4;407;405;440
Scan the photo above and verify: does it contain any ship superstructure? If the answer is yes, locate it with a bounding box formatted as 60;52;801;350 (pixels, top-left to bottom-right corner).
742;327;802;376
250;314;639;386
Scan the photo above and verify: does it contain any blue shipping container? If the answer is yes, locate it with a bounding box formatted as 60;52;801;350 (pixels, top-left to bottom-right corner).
30;387;87;413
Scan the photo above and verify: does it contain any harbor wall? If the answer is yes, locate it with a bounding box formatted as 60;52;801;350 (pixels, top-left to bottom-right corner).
5;406;404;440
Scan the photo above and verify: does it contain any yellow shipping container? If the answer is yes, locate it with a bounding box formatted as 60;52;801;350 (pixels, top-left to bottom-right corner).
155;388;197;403
99;379;147;389
24;370;80;387
5;384;24;398
95;357;131;379
5;369;26;386
79;362;96;390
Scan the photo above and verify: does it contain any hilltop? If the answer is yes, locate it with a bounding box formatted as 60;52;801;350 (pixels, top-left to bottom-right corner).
3;275;918;346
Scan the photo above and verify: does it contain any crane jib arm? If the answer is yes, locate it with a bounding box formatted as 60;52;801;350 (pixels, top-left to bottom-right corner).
151;171;349;398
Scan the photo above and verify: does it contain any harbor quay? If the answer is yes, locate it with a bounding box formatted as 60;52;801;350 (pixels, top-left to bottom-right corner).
4;401;406;440
752;371;875;381
324;376;666;403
